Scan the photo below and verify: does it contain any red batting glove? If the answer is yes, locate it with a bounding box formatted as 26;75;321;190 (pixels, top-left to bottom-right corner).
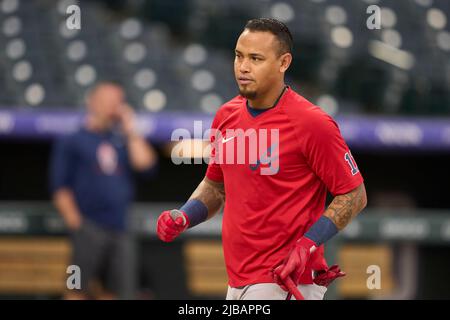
156;210;189;242
272;236;317;289
313;264;346;287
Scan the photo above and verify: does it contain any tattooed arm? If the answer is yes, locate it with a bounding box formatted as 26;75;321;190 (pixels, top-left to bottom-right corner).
324;183;367;230
273;183;367;286
187;177;225;220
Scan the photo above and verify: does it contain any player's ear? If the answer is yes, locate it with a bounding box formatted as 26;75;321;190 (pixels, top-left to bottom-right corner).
279;52;292;73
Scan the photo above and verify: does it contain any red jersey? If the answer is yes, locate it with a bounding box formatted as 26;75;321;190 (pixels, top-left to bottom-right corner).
206;87;363;287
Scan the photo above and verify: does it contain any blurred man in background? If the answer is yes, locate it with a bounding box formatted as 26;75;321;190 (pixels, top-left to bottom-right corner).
50;82;157;300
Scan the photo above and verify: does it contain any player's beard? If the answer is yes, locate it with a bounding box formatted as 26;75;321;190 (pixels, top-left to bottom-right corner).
239;87;257;100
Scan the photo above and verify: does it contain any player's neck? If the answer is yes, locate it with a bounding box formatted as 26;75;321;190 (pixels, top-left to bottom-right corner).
248;83;287;110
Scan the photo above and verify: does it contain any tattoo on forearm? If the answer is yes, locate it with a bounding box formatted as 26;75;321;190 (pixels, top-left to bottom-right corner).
189;178;225;218
324;184;366;230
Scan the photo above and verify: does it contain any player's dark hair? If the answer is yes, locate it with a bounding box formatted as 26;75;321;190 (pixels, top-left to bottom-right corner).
244;18;293;55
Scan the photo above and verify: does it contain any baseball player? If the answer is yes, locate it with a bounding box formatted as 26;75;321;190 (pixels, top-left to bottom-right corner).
157;18;367;300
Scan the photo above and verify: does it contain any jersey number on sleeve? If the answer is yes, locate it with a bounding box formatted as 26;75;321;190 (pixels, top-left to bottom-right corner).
345;152;359;175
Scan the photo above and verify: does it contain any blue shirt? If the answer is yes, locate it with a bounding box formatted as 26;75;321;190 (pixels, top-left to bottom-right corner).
50;127;134;231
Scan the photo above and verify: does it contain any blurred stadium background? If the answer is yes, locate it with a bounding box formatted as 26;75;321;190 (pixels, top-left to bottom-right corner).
0;0;449;299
